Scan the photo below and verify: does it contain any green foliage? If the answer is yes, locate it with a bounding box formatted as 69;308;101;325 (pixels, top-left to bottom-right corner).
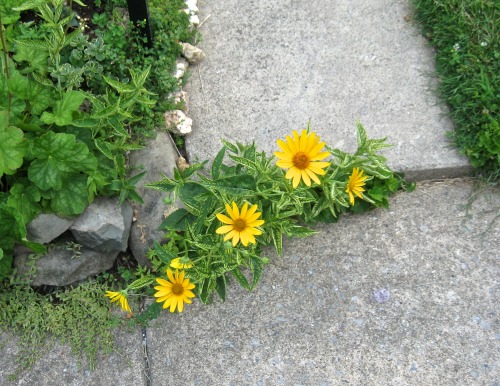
412;0;499;179
89;0;198;136
0;0;153;279
144;124;409;311
0;275;125;378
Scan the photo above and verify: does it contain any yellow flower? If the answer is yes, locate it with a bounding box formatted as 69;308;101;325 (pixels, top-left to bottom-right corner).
274;129;331;188
170;257;194;269
105;290;132;313
154;269;196;313
216;202;265;246
346;167;368;205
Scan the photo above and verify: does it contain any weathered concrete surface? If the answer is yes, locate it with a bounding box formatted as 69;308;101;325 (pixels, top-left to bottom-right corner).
185;0;472;180
0;328;145;385
147;179;499;385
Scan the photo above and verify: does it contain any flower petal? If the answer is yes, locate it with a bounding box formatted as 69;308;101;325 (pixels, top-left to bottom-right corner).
231;231;240;246
305;167;321;184
276;139;294;156
216;225;234;235
240;202;249;219
216;213;234;224
301;169;311;186
223;229;237;242
276;159;294;169
231;202;240;218
310;151;330;161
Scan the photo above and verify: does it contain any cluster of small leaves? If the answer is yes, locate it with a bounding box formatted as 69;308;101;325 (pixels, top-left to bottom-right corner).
144;124;411;311
0;0;156;279
412;0;499;179
90;0;198;136
0;273;124;379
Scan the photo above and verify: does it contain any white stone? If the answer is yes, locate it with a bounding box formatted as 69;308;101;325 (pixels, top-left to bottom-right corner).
164;110;193;135
189;14;200;27
185;0;199;13
174;58;189;80
181;42;205;64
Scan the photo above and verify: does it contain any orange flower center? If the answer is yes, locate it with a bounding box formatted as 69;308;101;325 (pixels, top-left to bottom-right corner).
292;152;310;170
233;219;246;231
172;283;183;295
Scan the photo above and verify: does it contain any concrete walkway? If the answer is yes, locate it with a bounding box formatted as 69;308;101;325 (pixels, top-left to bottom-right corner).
1;0;499;385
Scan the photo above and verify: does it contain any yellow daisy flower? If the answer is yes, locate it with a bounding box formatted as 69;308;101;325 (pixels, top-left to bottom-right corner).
154;269;196;313
104;290;132;313
346;167;368;205
216;202;265;246
274;129;331;188
170;257;194;269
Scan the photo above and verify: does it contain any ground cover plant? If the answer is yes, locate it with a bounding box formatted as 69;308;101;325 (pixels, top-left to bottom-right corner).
412;0;499;180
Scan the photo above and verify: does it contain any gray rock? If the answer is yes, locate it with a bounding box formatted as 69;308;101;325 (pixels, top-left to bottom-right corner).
181;43;205;64
26;213;75;244
127;131;183;267
14;246;119;286
69;197;132;252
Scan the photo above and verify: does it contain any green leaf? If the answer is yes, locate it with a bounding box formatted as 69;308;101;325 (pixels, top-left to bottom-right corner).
152;241;175;265
12;43;49;74
201;175;257;195
0;202;26;251
211;147;226;179
12;0;46;12
102;75;136;93
270;227;283;255
179;182;209;212
146;176;177;193
0;126;28;177
159;208;197;231
356;121;367;148
28;132;97;190
40;91;86;126
249;256;262;290
7;183;41;224
199;277;214;304
130;65;151;88
231;267;250;290
49;174;89;215
215;275;227;302
284;224;317;238
94;139;114;160
0;0;21;24
222;139;238;154
228;154;259;171
0;110;7;130
21;238;45;254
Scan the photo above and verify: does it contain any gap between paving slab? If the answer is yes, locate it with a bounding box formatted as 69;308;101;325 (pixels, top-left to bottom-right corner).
185;0;472;180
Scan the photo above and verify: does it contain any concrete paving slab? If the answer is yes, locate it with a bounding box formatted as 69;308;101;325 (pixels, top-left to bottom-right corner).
147;179;499;385
185;0;472;180
0;327;145;385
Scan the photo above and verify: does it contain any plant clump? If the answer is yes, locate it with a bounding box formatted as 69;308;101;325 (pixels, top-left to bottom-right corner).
105;123;414;320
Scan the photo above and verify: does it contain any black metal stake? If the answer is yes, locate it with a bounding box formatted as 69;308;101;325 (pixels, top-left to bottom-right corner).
126;0;154;48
